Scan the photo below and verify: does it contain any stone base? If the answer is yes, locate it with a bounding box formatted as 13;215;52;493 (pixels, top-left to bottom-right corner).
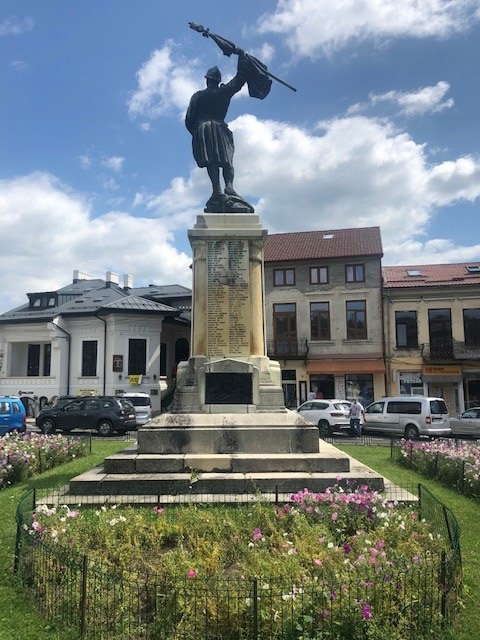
172;356;286;413
67;440;385;497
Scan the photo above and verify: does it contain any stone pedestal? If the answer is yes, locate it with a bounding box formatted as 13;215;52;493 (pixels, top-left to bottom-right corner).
173;213;285;414
68;212;385;498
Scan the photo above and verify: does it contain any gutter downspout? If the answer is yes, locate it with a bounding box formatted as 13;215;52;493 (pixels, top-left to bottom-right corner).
95;313;107;396
51;319;71;395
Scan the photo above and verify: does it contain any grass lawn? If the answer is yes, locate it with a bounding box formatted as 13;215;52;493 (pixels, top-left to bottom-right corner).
0;439;126;640
337;444;480;640
0;440;477;639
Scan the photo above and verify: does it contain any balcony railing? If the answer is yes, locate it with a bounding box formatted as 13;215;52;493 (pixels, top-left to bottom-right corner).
266;339;309;360
422;342;480;361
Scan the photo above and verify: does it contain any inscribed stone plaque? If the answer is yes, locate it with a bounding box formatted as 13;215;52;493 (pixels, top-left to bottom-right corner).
205;373;253;404
206;240;250;356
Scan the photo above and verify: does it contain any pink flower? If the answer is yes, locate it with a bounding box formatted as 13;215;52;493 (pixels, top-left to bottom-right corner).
187;569;196;578
313;559;323;566
252;527;263;542
331;512;338;521
361;603;372;620
153;506;164;515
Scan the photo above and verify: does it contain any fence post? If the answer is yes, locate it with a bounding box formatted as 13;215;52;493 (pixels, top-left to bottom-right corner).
252;578;258;640
440;551;447;624
80;555;88;637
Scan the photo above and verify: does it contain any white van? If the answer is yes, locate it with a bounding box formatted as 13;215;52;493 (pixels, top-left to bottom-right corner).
363;396;451;439
121;392;152;426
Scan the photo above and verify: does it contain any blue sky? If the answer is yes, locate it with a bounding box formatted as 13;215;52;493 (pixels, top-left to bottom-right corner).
2;0;480;312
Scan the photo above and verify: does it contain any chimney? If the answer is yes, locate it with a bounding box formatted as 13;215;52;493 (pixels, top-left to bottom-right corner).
106;271;120;288
123;274;134;291
73;269;93;284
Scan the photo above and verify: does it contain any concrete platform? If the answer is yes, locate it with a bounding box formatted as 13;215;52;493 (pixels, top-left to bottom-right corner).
66;440;388;499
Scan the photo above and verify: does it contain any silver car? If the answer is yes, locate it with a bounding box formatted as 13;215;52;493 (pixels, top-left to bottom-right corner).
450;407;480;438
296;399;352;436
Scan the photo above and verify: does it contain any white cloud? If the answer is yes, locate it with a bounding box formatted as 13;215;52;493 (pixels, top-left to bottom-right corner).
369;81;454;117
0;173;192;313
0;16;34;37
222;113;480;264
127;41;200;120
10;60;28;71
101;156;125;172
257;0;480;57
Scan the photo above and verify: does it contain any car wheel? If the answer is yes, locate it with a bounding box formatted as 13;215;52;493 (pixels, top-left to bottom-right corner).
405;424;419;440
40;418;56;435
318;419;331;437
97;420;114;437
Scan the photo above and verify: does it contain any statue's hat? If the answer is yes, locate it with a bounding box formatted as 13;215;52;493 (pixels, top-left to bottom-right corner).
205;66;221;82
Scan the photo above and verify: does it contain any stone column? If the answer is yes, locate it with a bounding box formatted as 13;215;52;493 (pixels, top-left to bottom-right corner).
250;240;266;356
191;241;206;356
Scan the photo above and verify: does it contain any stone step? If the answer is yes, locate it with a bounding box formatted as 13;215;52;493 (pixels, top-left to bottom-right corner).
68;465;385;496
104;449;351;474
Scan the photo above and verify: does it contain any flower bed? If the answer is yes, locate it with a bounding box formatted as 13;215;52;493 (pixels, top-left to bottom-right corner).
0;432;88;488
395;439;480;498
17;484;461;639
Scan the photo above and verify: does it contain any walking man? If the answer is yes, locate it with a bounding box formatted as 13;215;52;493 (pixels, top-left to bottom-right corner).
348;397;365;437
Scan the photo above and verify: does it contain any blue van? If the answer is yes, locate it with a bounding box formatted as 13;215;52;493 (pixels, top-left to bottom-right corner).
0;396;27;436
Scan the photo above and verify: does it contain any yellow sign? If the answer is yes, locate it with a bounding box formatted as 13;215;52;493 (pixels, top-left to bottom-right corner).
423;365;462;376
128;375;142;386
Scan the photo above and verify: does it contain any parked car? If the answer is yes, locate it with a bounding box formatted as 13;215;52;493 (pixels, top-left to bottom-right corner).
296;399;352;436
36;396;136;436
120;392;152;426
363;396;451;439
449;407;480;438
47;396;78;409
0;396;27;436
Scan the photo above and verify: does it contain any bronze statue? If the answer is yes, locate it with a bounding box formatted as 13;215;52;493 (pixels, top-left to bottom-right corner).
186;23;296;214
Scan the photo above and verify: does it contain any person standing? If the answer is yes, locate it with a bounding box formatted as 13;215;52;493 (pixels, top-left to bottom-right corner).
348;397;365;437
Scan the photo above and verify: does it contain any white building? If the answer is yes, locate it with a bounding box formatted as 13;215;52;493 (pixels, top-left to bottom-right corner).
0;271;191;415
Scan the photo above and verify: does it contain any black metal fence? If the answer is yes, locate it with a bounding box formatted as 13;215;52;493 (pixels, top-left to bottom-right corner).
14;483;462;640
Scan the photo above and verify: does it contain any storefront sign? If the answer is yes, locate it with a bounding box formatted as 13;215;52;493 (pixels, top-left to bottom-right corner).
423;365;462;376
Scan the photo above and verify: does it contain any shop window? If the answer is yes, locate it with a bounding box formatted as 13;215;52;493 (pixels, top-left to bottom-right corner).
346;300;367;339
345;374;374;407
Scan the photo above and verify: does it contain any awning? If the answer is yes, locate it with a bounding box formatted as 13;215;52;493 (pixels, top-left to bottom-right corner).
306;359;385;375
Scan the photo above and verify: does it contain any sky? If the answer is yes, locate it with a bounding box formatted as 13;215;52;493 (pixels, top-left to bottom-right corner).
2;0;480;313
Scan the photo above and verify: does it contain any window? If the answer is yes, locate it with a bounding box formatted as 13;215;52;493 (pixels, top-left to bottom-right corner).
128;338;147;375
428;309;453;358
387;401;421;414
274;268;295;286
82;341;98;377
273;303;297;356
27;344;40;377
345;264;365;283
309;266;328;284
464;308;480;347
310;302;330;340
346;374;374;406
43;344;51;376
395;311;418;348
346;300;367;339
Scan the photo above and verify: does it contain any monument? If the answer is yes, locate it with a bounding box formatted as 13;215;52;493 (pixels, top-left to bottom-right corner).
68;25;384;498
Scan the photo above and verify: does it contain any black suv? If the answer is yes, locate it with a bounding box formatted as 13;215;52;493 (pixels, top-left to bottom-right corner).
36;396;137;436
